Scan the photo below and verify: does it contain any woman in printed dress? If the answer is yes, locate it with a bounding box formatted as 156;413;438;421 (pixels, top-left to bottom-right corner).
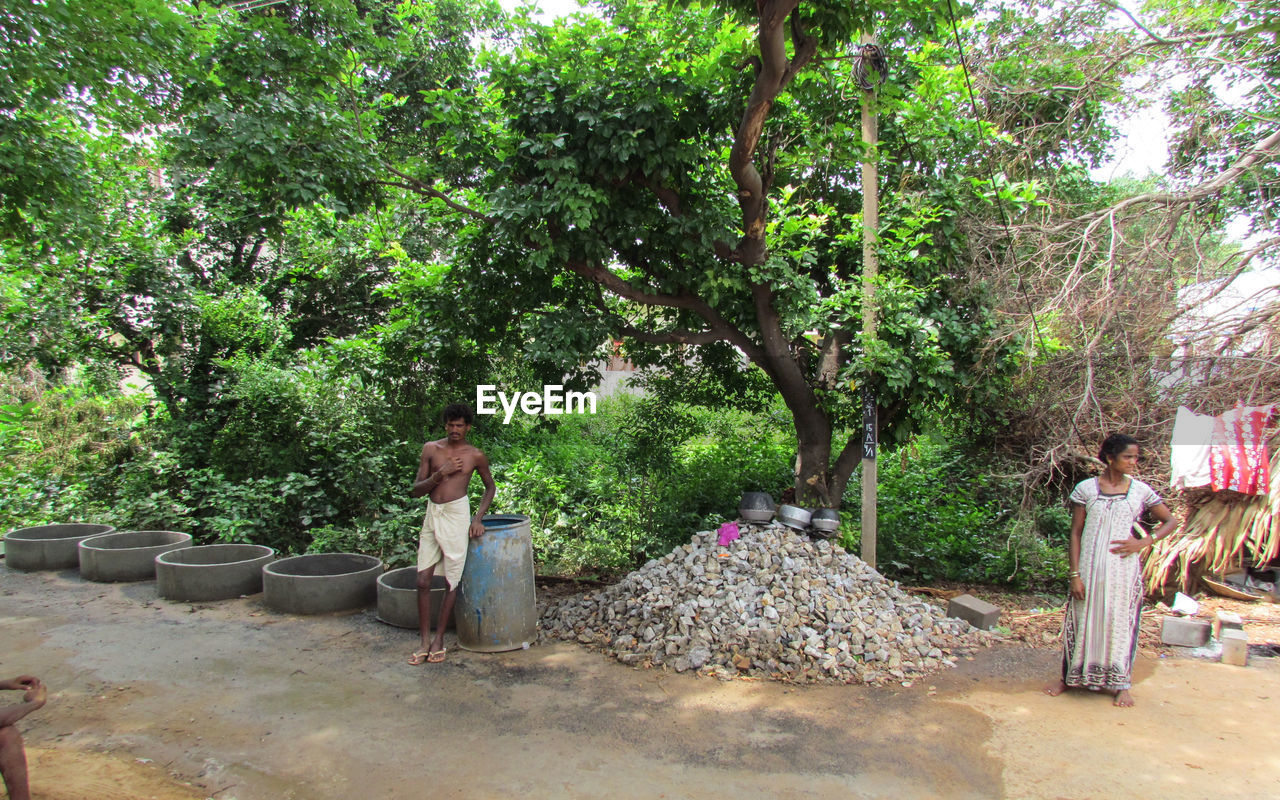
1044;433;1178;707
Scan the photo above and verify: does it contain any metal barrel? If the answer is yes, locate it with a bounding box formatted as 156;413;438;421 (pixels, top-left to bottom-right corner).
455;514;537;652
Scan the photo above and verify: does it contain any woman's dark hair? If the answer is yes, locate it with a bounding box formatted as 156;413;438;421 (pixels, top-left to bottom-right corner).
442;403;474;425
1098;433;1139;463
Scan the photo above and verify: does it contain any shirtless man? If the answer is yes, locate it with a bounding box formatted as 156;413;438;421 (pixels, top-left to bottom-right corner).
407;403;495;665
1;675;46;800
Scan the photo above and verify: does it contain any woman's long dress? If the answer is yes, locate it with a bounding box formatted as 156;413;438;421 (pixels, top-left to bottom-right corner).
1061;477;1162;690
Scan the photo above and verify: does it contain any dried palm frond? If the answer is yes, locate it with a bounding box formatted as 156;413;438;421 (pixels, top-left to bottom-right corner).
1144;440;1280;594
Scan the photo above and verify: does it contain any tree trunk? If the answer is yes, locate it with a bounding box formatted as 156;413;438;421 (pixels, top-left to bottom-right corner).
794;417;835;507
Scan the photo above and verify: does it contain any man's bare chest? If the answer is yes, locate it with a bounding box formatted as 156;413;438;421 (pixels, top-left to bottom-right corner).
431;448;475;472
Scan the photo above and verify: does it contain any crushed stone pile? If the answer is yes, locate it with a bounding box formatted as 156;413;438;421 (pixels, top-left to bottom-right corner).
540;523;996;683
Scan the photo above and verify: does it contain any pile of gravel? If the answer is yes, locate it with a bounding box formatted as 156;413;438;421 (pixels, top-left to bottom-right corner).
540;523;995;683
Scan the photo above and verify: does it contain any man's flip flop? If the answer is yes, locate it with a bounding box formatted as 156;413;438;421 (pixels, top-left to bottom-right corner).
407;650;432;665
427;649;447;663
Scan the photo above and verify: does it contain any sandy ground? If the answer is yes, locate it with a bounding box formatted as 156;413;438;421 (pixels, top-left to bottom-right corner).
2;568;1278;800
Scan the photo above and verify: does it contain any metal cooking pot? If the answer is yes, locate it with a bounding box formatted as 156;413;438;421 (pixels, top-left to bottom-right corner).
738;492;775;523
776;504;812;530
811;508;840;530
810;508;840;538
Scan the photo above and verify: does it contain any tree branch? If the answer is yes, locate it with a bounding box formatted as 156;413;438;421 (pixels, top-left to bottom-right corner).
1098;0;1173;44
565;259;767;364
830;433;862;501
244;235;266;273
380;166;496;224
616;323;724;346
815;328;850;387
726;0;817;264
629;172;682;216
1102;0;1280;49
1174;236;1280;323
1046;128;1280;234
749;280;826;432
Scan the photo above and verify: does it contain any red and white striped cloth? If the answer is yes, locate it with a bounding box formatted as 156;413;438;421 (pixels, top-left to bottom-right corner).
1209;403;1275;495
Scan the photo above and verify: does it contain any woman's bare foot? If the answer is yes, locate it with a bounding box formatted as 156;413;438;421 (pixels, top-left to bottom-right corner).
1043;680;1068;697
1113;689;1135;707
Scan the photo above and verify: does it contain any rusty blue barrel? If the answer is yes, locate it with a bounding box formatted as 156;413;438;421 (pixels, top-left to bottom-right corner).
455;514;537;652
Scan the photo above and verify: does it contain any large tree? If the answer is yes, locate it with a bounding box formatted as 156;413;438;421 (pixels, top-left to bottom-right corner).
460;0;1024;506
15;0;1271;511
155;0;1063;506
0;0;193;241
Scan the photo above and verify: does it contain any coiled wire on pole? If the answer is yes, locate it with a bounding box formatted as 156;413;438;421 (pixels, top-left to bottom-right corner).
853;43;889;92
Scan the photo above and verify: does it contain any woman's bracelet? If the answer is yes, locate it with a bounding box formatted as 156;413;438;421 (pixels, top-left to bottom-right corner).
1069;571;1081;579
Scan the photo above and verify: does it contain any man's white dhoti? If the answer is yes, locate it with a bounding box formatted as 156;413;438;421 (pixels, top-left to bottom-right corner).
417;496;470;589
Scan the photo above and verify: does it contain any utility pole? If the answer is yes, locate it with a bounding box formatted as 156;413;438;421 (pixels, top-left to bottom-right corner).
858;35;883;569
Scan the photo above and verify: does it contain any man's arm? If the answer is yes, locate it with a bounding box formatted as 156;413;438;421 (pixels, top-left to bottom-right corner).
468;451;497;538
410;443;440;498
0;680;45;728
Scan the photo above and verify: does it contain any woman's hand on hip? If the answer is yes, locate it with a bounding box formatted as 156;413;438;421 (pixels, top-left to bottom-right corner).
1109;537;1147;558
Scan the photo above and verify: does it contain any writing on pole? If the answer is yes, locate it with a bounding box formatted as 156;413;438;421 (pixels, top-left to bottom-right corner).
862;388;877;460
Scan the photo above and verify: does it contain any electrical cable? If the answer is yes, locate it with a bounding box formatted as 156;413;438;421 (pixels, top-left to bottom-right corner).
853;43;889;92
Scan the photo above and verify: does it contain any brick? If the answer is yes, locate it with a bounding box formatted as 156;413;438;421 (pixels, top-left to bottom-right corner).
1220;628;1249;666
1160;615;1211;647
946;594;1000;630
1213;610;1244;640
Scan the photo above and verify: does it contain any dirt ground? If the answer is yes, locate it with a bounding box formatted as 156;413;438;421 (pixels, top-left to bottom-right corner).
2;568;1278;800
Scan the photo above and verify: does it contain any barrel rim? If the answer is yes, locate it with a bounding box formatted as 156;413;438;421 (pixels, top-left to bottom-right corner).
480;513;531;532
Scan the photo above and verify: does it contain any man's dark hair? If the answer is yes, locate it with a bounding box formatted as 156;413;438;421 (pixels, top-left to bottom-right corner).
1098;433;1139;463
442;403;474;425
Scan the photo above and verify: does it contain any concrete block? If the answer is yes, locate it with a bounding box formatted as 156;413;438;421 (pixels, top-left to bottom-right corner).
1160;615;1211;647
946;594;1000;630
1220;628;1248;666
1213;610;1244;640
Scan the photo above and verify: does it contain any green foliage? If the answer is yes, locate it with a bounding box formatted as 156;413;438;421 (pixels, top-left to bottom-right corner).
0;370;1070;587
0;373;147;531
305;499;423;568
172;0;506;227
0;0;194;240
841;436;1067;587
487;396;794;575
1154;0;1280;233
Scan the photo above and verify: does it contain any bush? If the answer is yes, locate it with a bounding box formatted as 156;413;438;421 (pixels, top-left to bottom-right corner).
0;369;1068;587
484;395;794;576
305;498;422;568
0;374;147;531
840;436;1067;587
